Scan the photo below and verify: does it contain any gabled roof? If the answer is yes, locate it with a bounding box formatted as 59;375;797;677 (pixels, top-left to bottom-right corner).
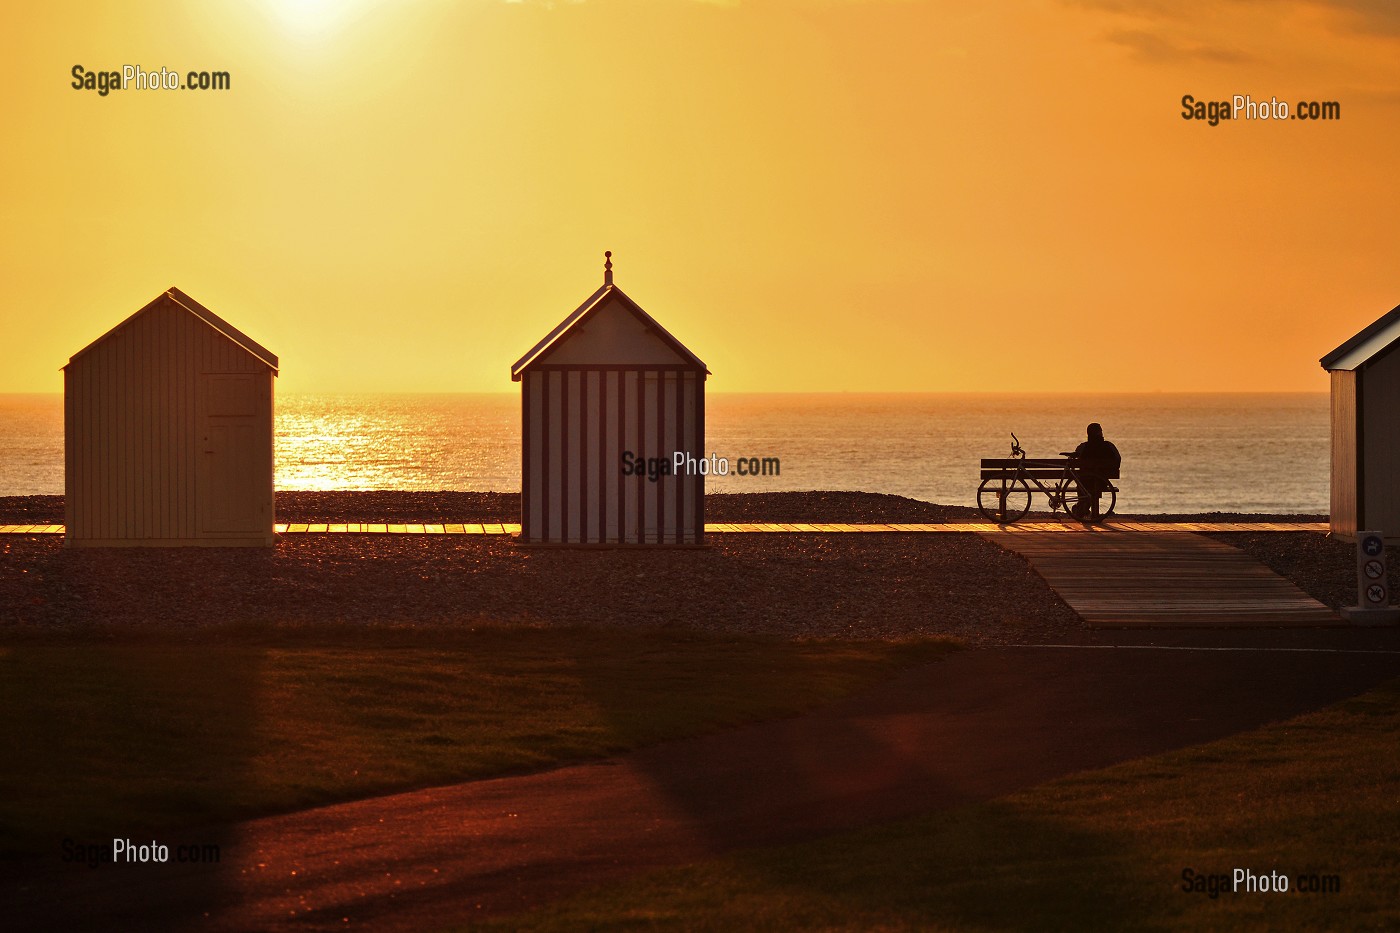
511;282;708;381
66;287;279;372
1321;302;1400;372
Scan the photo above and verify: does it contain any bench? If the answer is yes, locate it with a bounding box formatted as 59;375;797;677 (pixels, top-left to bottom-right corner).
980;458;1119;488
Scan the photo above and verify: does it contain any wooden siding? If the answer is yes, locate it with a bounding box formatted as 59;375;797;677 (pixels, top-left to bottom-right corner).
1330;369;1358;538
65;294;275;547
1361;346;1400;538
522;367;704;545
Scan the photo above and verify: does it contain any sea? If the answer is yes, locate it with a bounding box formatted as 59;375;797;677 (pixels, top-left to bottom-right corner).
0;393;1330;515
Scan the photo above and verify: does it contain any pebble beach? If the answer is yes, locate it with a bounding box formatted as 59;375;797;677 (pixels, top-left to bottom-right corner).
0;491;1364;643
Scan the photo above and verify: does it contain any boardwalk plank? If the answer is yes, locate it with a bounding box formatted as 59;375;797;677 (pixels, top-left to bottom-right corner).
986;531;1339;629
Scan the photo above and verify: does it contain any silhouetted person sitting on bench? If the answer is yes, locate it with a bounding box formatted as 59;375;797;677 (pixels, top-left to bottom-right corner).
1070;422;1120;522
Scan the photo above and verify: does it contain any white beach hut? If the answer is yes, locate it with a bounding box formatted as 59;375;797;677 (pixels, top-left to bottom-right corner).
512;254;709;545
1321;301;1400;541
64;287;278;547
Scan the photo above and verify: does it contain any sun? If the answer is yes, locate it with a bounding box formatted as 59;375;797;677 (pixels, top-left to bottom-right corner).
269;0;349;38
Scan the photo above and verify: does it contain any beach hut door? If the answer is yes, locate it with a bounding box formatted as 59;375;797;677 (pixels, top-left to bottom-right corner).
197;374;261;535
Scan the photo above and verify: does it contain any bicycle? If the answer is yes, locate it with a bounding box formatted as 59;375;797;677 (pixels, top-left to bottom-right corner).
977;433;1117;524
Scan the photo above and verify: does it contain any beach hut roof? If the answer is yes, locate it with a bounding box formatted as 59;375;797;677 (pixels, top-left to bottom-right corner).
511;259;708;380
1321;302;1400;372
66;287;279;372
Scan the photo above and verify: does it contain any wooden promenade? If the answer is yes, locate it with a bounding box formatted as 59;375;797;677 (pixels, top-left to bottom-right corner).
989;531;1340;628
0;521;1328;536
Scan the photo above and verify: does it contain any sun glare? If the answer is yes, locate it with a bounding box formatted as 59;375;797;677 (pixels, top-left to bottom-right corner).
270;0;348;38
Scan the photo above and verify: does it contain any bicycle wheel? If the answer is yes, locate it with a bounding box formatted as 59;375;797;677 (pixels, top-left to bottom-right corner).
1060;479;1116;522
978;477;1032;523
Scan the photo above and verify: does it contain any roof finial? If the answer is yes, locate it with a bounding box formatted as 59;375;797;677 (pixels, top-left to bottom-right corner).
604;250;613;286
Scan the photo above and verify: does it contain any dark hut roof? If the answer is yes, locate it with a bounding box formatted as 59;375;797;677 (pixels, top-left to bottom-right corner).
1321;302;1400;372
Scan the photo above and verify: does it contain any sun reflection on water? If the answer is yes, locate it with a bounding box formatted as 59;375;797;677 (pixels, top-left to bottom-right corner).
276;394;519;491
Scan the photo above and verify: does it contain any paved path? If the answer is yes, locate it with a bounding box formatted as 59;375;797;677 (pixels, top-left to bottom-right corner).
990;531;1340;628
0;521;1328;536
5;643;1397;932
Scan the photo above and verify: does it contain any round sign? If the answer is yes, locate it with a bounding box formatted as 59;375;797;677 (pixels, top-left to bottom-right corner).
1363;535;1385;557
1368;583;1388;605
1365;560;1386;580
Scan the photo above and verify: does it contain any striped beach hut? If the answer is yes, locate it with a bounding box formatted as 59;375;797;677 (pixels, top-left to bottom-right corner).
1321;301;1400;541
64;287;278;547
512;253;709;545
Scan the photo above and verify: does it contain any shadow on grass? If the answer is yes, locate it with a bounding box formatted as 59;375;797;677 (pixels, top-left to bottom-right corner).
568;803;1160;933
483;675;1400;932
492;638;1400;930
0;620;955;929
0;642;262;927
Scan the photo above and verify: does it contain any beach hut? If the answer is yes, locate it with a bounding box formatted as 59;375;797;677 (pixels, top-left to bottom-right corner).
1321;301;1400;541
64;287;278;547
512;253;709;545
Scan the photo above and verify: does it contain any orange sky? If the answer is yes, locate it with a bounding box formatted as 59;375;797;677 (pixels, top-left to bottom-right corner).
3;0;1398;394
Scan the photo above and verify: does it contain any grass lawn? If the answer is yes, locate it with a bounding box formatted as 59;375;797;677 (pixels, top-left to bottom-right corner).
0;626;954;860
480;676;1400;932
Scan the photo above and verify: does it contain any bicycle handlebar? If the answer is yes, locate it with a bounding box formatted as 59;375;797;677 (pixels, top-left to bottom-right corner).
1007;433;1080;461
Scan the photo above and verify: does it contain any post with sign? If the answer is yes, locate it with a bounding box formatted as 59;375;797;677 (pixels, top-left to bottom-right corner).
1342;531;1400;625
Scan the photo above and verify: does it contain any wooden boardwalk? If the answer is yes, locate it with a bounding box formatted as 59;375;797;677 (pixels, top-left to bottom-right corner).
988;532;1340;628
0;521;1328;536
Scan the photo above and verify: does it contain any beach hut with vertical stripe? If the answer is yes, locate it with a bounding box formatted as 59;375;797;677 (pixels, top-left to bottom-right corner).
1321;301;1400;541
512;253;709;545
64;287;278;547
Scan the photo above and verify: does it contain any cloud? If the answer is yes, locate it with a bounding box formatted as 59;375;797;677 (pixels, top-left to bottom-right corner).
1308;0;1400;36
1104;27;1254;63
1068;0;1400;42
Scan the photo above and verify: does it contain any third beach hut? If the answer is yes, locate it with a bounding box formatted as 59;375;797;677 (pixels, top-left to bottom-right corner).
1321;301;1400;541
512;253;709;545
